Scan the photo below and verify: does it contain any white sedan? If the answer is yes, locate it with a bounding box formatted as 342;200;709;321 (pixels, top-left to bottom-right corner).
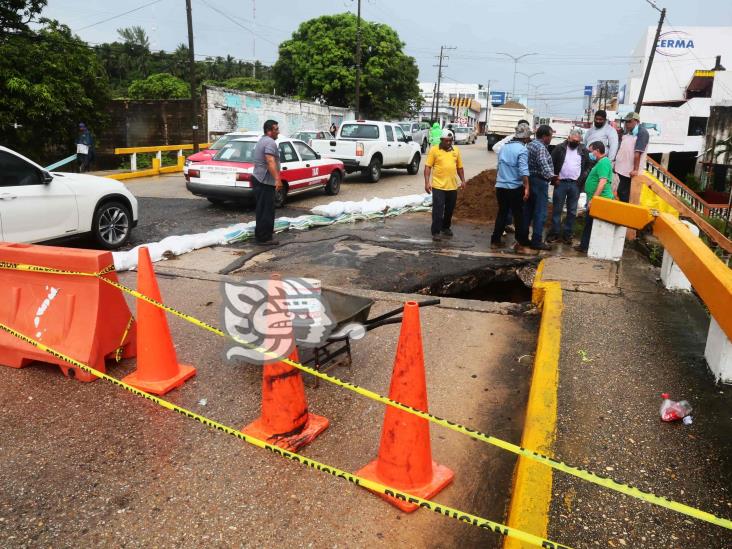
0;146;139;249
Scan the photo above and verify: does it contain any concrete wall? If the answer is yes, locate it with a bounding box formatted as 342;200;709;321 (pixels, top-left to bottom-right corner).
204;86;354;139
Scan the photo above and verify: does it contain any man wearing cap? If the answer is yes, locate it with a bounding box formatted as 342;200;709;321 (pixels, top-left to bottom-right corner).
491;123;532;253
424;129;466;241
583;110;619;162
614;112;650;203
76;122;95;173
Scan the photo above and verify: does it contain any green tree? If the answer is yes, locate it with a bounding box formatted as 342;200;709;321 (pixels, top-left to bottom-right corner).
0;19;110;156
127;73;190;99
0;0;46;40
273;13;421;119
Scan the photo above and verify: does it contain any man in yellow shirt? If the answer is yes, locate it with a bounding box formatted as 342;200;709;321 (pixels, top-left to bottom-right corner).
424;129;466;241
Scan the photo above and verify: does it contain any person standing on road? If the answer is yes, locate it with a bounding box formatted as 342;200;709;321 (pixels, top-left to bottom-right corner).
524;125;557;251
583;110;618;162
613;112;650;203
252;119;282;246
76;122;95;173
576;141;616;253
330;122;338;137
429;121;442;147
424;129;466;241
492;119;531;234
546;129;589;245
491;123;532;253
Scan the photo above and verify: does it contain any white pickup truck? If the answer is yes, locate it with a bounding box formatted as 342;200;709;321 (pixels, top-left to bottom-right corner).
310;120;422;182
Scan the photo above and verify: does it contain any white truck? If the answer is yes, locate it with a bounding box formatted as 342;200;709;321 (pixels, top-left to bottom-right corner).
485;102;534;151
310;120;422;182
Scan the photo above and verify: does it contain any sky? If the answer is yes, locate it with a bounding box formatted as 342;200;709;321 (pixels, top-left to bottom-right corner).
43;0;732;118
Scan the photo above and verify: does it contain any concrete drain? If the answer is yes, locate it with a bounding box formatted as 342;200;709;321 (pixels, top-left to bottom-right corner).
412;264;536;303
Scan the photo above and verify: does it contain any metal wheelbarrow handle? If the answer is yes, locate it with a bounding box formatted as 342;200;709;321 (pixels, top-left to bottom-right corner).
365;298;441;325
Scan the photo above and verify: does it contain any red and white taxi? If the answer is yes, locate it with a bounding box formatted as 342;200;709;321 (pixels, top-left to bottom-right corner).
184;131;260;174
185;137;344;207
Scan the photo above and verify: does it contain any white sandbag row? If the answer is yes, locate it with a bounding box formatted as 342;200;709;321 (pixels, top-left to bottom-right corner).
112;193;433;271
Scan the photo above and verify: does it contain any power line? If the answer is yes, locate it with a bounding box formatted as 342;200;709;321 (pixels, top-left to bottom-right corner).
74;0;165;32
197;0;280;48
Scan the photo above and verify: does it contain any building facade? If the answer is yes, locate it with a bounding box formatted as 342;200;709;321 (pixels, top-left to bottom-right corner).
418;82;489;132
621;26;732;180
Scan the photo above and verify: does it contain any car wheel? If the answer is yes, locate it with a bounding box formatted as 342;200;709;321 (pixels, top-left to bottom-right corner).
92;200;132;250
367;156;382;183
207;197;226;205
274;183;288;208
325;171;341;195
407;154;420;175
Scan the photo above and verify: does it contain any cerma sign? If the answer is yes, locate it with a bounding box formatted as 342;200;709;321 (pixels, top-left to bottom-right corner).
656;30;695;57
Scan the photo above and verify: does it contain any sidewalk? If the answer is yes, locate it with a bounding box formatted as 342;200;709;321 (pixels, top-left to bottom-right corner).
544;249;732;547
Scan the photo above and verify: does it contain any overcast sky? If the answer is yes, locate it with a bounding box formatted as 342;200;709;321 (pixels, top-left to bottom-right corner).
44;0;732;117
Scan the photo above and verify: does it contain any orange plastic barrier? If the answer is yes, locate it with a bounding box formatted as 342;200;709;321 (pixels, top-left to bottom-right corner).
357;301;454;512
0;242;136;381
122;247;196;395
242;344;330;452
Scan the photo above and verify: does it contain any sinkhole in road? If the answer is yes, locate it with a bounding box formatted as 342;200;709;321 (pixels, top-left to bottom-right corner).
413;264;535;303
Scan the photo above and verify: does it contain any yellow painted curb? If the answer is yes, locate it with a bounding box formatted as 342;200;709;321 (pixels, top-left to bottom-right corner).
505;259;563;548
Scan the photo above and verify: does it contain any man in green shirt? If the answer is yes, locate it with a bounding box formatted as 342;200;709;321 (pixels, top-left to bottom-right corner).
429;122;442;147
576;141;616;252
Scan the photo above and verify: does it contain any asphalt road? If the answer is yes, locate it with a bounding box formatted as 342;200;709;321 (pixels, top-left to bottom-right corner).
117;139;495;249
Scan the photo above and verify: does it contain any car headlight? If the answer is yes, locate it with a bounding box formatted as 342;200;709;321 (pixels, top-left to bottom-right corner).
185;159;191;166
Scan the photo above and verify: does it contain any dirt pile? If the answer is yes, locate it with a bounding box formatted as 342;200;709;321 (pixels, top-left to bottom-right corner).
453;169;498;224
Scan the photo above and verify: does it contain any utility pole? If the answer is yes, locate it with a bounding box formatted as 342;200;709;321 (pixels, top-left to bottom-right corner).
635;4;666;113
433;45;455;126
252;0;256;78
185;0;199;152
354;0;362;118
430;82;437;121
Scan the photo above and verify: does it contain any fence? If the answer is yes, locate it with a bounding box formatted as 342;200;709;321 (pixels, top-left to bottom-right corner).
110;143;211;180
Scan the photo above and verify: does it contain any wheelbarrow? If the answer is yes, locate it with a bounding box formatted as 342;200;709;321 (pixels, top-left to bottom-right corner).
298;288;440;387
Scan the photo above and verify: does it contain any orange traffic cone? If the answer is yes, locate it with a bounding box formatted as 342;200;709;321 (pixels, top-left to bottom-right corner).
242;345;329;451
122;247;196;395
356;301;453;512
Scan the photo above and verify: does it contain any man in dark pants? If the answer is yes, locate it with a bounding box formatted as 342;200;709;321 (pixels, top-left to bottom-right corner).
424;129;466;241
546;128;589;245
76;122;95;172
491;123;533;254
252;119;282;245
524;124;557;250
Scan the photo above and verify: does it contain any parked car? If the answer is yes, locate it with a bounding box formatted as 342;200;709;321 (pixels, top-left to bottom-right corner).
453;126;477;145
184;131;260;174
397;121;430;152
0;146;138;249
310;120;421;183
185;137;344;208
292;130;331;145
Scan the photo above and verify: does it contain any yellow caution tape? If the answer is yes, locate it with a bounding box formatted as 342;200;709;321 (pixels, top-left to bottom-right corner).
114;315;135;363
0;320;570;549
1;261;731;531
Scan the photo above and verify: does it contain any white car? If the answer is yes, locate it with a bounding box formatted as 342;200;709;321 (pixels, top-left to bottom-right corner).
0;146;139;249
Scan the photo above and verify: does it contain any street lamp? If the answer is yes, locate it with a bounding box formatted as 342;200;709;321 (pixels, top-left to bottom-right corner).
497;52;538;100
517;71;544;106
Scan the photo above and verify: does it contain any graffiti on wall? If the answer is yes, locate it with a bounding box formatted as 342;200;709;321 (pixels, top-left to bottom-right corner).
205;86;353;139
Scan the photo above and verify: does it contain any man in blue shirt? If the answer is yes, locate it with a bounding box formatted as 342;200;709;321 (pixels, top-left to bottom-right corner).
492;123;532;253
524;125;557;251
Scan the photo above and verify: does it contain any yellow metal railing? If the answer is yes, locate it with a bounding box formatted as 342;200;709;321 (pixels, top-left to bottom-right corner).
109;143;211;180
590;197;732;341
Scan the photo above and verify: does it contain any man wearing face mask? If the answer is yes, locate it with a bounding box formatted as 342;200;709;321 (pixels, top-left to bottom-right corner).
546;129;589;244
583;110;618;162
613;112;650;203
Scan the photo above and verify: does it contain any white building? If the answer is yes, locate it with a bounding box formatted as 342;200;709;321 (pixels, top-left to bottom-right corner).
621;26;732;179
419;82;490;132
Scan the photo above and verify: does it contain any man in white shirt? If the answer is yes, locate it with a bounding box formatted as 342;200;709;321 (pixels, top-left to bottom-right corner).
546;129;590;244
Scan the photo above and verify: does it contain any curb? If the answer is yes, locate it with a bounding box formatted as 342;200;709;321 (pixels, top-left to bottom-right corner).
504;259;563;548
